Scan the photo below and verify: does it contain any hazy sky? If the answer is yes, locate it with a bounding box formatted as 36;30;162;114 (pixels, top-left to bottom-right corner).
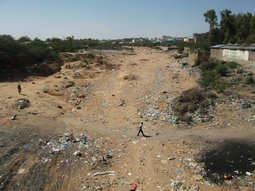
0;0;254;40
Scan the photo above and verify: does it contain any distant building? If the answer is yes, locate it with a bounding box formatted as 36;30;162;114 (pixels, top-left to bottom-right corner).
210;44;255;64
162;35;176;42
193;33;207;43
183;36;195;43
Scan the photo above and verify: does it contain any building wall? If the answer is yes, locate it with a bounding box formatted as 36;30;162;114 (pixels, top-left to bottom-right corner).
210;49;222;59
211;49;255;64
249;51;255;62
223;49;249;61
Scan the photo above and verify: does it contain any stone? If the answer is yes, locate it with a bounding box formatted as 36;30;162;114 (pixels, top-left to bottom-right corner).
106;150;113;158
73;150;82;157
168;157;176;160
190;185;200;191
11;114;17;120
170;180;184;191
57;105;63;109
62;80;75;88
193;175;203;181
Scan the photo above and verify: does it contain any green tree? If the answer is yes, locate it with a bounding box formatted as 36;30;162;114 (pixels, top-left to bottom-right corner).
204;9;218;31
0;35;28;69
220;9;236;43
246;15;255;43
17;36;31;43
26;38;58;62
235;13;252;43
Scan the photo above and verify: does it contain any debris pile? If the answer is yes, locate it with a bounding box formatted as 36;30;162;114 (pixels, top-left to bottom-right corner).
67;83;95;106
15;98;31;109
139;88;217;125
171;88;216;124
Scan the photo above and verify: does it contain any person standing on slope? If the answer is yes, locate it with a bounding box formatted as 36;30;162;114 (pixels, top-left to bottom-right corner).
17;83;22;94
137;122;145;136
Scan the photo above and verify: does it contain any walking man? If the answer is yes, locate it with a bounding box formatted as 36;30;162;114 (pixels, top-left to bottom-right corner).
17;83;22;94
137;122;145;136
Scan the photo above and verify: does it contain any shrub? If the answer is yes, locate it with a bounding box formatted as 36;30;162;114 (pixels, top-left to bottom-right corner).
215;83;226;93
245;76;255;85
182;63;188;67
215;64;228;76
228;61;240;69
199;70;217;88
248;72;253;76
192;59;201;67
237;68;244;74
171;88;215;123
199;61;217;71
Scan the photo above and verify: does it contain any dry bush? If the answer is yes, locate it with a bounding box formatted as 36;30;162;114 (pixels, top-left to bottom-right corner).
171;88;216;123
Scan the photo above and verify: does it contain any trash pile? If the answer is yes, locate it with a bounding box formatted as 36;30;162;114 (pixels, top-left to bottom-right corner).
15;98;31;109
139;88;217;125
67;83;95;107
39;132;113;167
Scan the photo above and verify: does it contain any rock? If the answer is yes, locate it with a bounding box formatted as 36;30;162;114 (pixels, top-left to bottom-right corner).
18;168;26;174
190;185;200;191
241;101;252;108
92;157;97;162
119;99;126;106
193;175;203;181
80;134;88;145
62;80;75;88
15;98;30;109
170;180;184;191
168;157;176;160
73;150;82;157
11;114;17;120
64;133;76;142
106;150;113;159
95;186;102;190
51;148;60;153
57;105;63;109
0;142;5;147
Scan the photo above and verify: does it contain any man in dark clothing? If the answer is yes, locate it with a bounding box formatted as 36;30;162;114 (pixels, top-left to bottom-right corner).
17;84;22;94
137;122;145;136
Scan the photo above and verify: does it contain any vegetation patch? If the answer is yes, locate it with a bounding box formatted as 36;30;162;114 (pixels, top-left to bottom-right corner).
197;60;240;92
171;88;216;124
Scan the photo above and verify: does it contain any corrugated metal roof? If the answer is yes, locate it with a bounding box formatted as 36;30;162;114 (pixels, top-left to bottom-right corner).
211;44;255;50
210;45;223;49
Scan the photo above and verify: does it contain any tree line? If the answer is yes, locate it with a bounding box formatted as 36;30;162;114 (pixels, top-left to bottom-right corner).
0;35;123;80
204;9;255;45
